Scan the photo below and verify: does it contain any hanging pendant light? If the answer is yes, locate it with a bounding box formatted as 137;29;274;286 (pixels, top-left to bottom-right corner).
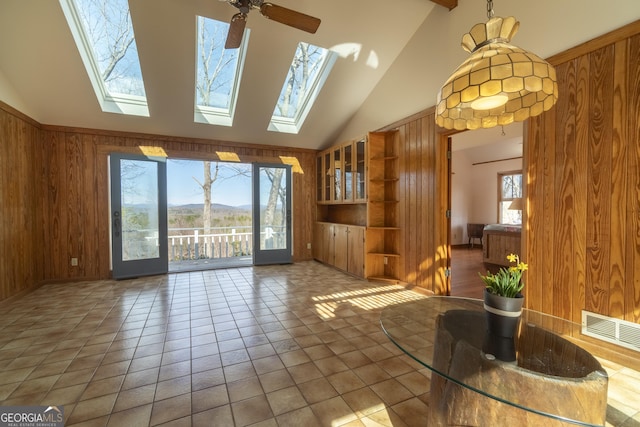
435;0;558;130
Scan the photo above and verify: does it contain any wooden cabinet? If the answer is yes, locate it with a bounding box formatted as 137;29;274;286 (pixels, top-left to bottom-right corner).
313;222;334;264
317;138;366;204
334;224;365;277
314;131;400;282
314;222;364;277
365;131;401;283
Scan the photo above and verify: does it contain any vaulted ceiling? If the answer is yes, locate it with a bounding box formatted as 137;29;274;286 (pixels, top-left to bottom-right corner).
0;0;437;150
1;1;638;151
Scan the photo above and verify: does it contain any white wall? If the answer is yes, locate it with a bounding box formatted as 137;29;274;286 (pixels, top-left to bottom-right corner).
450;151;522;246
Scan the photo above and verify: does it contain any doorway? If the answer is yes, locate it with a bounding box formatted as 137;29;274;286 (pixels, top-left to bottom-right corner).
166;159;253;272
109;153;168;279
449;123;524;297
110;155;293;278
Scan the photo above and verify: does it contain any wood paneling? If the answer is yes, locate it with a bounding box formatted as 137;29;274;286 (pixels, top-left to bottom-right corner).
0;110;316;301
0;104;45;301
378;110;448;294
526;21;640;324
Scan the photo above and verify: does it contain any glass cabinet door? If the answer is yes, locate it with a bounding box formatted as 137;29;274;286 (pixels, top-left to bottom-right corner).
316;155;323;202
355;139;366;201
333;147;342;201
344;144;353;201
324;151;331;201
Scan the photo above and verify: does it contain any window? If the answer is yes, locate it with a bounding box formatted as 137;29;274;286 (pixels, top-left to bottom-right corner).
268;42;338;134
498;171;522;224
60;0;149;116
194;16;248;127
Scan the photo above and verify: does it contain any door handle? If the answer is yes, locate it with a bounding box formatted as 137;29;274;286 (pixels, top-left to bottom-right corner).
113;211;121;237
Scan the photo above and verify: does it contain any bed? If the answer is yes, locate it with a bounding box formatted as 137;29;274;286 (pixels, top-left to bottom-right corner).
482;224;522;266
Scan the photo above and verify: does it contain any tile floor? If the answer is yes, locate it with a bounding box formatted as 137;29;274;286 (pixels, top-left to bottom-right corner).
0;261;638;426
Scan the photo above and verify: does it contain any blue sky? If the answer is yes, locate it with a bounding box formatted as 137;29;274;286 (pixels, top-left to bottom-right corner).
167;159;252;207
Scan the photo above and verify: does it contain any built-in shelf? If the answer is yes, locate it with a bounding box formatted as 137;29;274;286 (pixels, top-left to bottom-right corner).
367;226;400;230
315;130;402;284
367;252;400;257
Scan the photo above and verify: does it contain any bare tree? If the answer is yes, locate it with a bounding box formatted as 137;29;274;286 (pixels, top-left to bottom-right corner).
276;43;323;117
192;161;220;234
75;0;143;95
196;16;236;107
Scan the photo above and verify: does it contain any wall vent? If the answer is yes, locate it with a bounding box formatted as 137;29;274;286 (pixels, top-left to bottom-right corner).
582;311;640;352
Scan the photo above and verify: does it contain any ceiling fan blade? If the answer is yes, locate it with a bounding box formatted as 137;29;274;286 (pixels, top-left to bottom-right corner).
259;3;321;34
225;13;246;49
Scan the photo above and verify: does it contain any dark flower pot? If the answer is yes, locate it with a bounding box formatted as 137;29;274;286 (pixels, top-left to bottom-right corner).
483;288;524;338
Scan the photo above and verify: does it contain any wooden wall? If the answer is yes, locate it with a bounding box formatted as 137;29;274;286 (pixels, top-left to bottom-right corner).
379;109;450;295
375;21;640;330
0;104;46;301
0;103;316;301
525;20;640;324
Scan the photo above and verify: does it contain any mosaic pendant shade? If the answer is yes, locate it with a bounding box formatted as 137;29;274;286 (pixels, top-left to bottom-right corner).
436;16;558;130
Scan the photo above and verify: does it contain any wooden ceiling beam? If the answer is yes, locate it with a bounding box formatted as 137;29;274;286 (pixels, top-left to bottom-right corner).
430;0;458;10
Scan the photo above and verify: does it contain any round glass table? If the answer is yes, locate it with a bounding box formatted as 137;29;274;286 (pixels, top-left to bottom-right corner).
380;297;608;426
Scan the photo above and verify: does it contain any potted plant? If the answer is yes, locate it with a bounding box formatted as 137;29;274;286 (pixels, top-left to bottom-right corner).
478;254;528;338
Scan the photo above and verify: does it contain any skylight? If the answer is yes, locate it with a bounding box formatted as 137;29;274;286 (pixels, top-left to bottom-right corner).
268;42;338;134
194;16;248;127
60;0;149;116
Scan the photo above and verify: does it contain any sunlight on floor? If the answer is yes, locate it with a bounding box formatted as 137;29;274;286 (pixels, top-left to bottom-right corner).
312;285;427;319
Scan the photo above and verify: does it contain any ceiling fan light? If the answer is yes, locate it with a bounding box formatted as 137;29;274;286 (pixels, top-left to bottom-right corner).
435;16;558;130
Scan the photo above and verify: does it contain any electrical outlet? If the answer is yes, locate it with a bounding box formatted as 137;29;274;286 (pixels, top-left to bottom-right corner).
71;258;78;266
383;256;388;265
307;243;312;249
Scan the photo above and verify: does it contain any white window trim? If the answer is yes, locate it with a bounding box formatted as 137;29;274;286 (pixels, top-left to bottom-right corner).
60;0;150;117
268;47;338;134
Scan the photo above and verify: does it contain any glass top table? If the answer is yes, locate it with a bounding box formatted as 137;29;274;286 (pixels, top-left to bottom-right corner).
380;297;609;426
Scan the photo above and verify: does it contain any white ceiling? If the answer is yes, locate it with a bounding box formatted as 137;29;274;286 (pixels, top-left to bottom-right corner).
0;0;436;150
1;1;639;153
452;122;523;164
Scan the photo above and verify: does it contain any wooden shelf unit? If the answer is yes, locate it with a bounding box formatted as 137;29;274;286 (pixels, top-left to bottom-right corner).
365;131;402;284
314;131;402;283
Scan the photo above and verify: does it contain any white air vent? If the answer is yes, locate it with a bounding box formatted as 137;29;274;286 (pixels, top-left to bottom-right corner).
582;311;640;352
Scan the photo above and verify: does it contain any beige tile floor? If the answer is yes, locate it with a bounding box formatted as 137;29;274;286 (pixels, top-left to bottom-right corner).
0;261;638;426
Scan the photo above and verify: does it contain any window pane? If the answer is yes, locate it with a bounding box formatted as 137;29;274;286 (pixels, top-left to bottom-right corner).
268;42;337;134
195;16;241;109
499;172;523;224
73;0;146;97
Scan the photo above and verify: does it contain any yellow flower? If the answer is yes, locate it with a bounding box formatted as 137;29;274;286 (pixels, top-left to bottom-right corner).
479;253;527;298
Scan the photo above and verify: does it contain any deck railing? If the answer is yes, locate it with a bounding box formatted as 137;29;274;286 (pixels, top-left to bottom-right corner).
169;227;253;261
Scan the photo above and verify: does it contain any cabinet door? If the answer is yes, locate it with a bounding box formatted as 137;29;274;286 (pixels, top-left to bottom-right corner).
316;155;324;202
355;139;366;201
333;224;348;271
347;226;365;277
313;222;325;261
324;151;331;201
332;147;342;202
343;144;353;201
324;223;335;265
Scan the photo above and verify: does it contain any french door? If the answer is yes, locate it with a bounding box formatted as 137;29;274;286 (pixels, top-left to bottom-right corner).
110;153;168;279
252;163;292;265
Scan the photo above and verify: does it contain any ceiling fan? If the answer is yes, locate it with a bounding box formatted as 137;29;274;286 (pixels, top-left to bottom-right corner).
220;0;321;49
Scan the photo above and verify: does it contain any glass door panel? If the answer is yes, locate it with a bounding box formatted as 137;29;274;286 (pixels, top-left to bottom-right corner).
344;144;353;201
252;163;292;265
333;147;342;201
355;139;366;201
324;152;331;201
110;153;168;279
316;155;323;202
